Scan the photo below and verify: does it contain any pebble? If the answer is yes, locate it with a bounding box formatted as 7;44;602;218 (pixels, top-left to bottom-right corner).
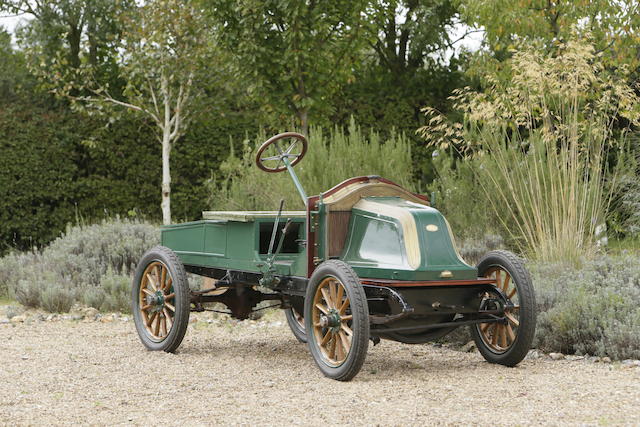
621;359;640;368
602;357;612;363
10;315;27;323
549;352;565;361
461;341;476;353
0;318;9;324
526;349;542;360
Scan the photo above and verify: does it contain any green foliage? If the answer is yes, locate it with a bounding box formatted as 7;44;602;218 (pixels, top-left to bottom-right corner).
208;119;418;211
533;255;640;360
97;270;131;312
40;283;74;313
0;219;158;312
458;0;640;71
209;0;370;131
0;101;79;254
429;150;496;240
419;39;640;262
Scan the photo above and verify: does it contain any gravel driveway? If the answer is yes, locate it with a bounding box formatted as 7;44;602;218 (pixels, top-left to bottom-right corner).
1;313;639;426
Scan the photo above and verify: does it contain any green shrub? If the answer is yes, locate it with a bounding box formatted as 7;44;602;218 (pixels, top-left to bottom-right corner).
0;218;158;313
40;284;74;313
533;255;640;359
98;270;131;313
208;119;418;211
13;278;42;308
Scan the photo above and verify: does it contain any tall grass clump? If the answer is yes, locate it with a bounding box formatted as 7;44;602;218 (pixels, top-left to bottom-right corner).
208;118;417;210
0;218;159;312
419;39;640;262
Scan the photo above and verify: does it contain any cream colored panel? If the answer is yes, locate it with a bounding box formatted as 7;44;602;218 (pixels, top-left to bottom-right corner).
323;181;428;212
353;199;421;270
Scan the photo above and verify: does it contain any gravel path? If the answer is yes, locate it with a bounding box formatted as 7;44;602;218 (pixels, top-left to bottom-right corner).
1;313;639;426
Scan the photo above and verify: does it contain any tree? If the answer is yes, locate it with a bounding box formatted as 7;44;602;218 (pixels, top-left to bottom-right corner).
50;0;210;225
458;0;640;70
2;0;134;90
208;0;370;134
368;0;458;75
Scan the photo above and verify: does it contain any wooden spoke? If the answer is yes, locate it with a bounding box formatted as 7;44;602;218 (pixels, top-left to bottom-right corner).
495;270;502;289
320;287;333;309
505;312;520;327
336;284;344;306
340;314;353;322
160;315;167;337
146;273;158;290
153;314;161;337
339;331;351;352
160;265;167;290
338;297;350;315
166;277;172;290
320;330;332;346
506;323;516;342
142;288;154;297
164;293;175;301
480;322;491;332
341;323;353;336
329;281;337;306
147;311;157;328
165;302;175;312
315;303;329;315
163;308;173;330
141;304;152;312
507;288;517;299
328;335;337;359
490;323;498;346
503;274;511;292
335;335;345;361
499;325;507;348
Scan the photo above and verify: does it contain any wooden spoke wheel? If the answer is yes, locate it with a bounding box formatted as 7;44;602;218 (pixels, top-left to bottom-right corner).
311;277;353;366
284;299;307;343
304;260;369;381
132;246;190;353
471;250;536;367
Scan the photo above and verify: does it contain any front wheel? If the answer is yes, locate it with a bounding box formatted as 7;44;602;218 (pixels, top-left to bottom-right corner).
470;250;536;366
304;260;369;381
132;246;190;352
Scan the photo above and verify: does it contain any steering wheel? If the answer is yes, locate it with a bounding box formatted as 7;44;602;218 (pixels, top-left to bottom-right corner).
255;132;308;173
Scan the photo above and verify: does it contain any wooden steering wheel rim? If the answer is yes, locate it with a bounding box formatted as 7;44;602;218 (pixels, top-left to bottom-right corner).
255;132;308;173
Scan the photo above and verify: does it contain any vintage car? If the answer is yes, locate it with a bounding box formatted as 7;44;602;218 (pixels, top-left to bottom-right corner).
132;132;536;381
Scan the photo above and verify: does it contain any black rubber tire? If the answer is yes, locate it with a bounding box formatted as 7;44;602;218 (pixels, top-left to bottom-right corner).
132;246;191;353
285;305;307;343
470;250;536;367
304;260;369;381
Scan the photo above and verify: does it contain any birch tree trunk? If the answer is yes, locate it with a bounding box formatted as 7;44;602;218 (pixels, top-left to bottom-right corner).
161;130;171;225
161;73;172;225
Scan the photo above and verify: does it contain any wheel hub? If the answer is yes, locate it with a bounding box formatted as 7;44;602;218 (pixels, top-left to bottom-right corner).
319;309;342;330
146;291;165;312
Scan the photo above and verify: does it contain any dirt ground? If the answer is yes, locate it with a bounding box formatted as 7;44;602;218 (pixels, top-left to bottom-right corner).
1;312;639;426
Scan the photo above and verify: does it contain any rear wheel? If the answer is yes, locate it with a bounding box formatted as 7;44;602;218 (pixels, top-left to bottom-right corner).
304;260;369;381
470;250;536;366
284;304;307;343
132;246;190;352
